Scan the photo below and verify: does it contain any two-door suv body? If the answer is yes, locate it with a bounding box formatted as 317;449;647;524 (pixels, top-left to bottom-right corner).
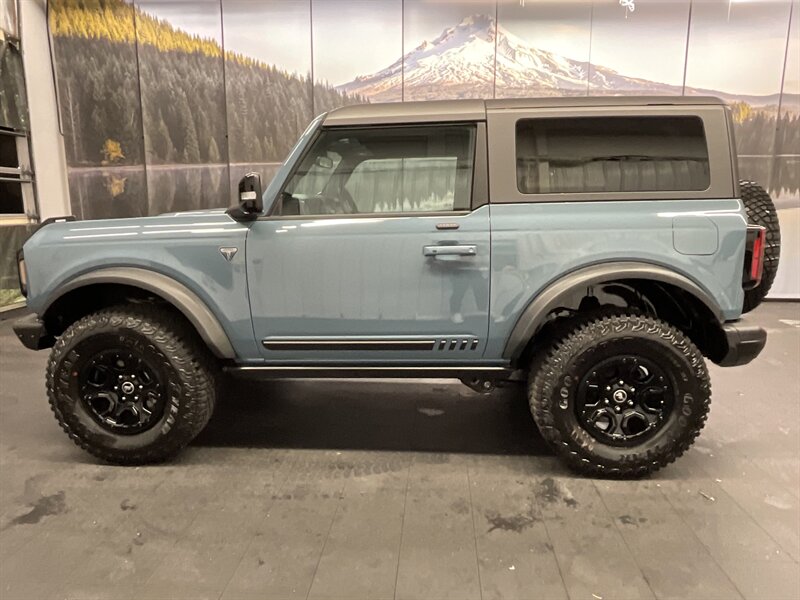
14;97;775;476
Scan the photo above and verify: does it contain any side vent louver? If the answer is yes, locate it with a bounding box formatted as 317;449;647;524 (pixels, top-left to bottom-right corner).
435;337;479;351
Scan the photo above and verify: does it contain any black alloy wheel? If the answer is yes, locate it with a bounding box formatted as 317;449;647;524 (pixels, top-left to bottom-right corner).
576;355;673;446
77;347;166;434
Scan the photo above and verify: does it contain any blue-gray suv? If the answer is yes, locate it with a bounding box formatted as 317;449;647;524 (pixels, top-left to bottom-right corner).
13;97;780;477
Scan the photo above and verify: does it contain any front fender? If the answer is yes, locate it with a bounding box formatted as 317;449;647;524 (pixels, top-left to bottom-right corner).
41;267;237;359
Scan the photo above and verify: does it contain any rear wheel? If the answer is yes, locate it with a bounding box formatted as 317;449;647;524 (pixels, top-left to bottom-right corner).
529;313;710;478
46;305;217;464
740;180;780;312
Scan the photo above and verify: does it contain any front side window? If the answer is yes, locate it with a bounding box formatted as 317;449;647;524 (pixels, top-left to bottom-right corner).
279;125;475;216
516;116;710;195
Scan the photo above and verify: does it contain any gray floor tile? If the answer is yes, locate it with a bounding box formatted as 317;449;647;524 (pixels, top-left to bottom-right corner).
659;477;792;564
221;482;343;600
407;452;470;489
536;477;656;600
696;455;800;561
469;475;568;600
595;480;743;599
749;457;800;499
307;485;406;599
395;485;482;600
139;541;249;600
717;559;800;600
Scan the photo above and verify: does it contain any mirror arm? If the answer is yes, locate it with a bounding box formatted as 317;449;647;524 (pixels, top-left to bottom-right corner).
227;204;260;221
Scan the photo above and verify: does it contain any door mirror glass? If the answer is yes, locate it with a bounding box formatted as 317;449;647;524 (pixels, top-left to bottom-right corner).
229;172;263;220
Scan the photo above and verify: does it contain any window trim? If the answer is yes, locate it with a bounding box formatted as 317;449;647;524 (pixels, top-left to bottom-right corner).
264;121;482;220
487;105;735;204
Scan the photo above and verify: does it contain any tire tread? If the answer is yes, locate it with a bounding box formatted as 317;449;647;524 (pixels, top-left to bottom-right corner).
46;304;217;465
528;313;711;478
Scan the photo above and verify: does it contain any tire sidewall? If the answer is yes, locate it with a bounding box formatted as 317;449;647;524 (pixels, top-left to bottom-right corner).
49;313;192;457
544;321;708;471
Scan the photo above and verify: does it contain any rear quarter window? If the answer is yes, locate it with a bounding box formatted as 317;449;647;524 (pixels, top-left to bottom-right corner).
515;116;710;195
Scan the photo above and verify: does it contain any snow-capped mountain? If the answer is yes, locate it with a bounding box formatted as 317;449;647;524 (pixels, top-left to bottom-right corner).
338;14;682;101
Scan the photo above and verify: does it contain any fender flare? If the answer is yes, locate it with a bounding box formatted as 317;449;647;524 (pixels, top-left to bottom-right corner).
502;261;724;361
42;267;237;359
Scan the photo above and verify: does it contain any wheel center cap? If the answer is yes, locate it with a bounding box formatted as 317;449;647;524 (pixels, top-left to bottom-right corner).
121;381;135;395
612;389;628;403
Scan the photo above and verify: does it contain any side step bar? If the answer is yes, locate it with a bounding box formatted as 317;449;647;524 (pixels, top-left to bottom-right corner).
225;365;514;381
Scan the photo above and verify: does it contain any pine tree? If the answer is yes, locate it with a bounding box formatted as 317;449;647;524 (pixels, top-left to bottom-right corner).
208;138;220;164
177;92;200;163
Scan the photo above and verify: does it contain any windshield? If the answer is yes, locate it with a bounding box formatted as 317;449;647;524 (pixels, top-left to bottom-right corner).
261;113;326;211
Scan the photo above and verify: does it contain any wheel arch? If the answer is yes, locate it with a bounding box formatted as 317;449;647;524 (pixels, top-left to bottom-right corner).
41;267;236;359
504;261;727;365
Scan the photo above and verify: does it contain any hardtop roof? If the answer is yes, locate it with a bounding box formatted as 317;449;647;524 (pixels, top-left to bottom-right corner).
322;96;726;126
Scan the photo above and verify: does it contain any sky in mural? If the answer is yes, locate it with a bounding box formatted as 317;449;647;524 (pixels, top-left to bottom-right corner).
136;0;796;102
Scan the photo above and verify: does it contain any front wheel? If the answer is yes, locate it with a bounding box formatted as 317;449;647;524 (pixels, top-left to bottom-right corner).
529;314;710;478
46;305;217;464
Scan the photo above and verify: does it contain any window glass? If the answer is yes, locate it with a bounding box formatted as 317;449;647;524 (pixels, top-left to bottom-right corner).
0;180;23;213
516;116;710;195
0;133;17;167
280;125;475;216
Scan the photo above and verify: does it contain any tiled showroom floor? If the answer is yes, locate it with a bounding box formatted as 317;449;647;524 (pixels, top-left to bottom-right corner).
0;303;798;600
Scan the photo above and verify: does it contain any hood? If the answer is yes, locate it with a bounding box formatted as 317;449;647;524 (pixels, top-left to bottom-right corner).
26;209;246;248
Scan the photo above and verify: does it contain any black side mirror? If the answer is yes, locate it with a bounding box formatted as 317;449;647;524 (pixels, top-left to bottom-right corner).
229;172;263;221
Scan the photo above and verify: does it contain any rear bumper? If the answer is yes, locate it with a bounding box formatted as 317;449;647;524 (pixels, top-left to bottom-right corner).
718;319;767;367
12;314;53;351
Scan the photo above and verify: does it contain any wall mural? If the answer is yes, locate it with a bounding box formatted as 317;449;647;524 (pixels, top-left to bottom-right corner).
48;0;799;296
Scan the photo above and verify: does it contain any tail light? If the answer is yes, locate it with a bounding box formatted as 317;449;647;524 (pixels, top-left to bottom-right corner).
742;225;766;290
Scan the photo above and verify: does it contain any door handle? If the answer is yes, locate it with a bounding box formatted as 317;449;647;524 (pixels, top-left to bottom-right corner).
422;245;477;257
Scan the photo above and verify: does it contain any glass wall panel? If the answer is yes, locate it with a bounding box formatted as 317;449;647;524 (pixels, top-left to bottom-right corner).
314;0;402;104
50;0;147;219
136;0;229;214
685;0;792;156
223;0;313;202
403;0;495;100
496;0;591;98
771;1;799;297
588;0;690;95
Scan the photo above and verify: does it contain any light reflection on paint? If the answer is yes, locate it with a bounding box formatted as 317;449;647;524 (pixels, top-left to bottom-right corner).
144;222;231;229
656;210;744;219
299;218;390;228
63;232;139;240
68;225;139;232
142;228;239;235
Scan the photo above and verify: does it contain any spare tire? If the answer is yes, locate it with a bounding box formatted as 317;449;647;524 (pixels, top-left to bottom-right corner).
740;180;781;313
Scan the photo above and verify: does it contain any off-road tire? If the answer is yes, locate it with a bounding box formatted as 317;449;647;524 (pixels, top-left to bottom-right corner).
740;180;780;312
46;305;217;464
529;313;710;478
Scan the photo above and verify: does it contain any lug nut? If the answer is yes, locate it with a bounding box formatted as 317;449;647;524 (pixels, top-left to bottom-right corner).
628;400;634;406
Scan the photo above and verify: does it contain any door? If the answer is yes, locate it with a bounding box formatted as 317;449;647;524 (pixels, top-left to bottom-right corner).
246;123;490;363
